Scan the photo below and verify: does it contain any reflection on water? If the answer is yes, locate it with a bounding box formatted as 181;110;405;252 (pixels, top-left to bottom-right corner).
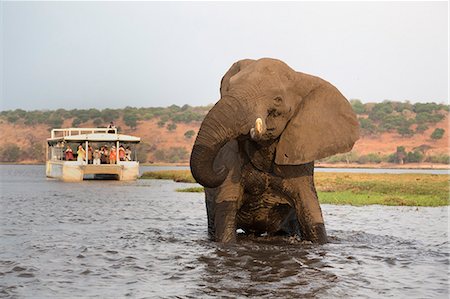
0;165;448;298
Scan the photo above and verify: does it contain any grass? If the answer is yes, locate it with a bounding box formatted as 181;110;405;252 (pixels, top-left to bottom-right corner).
140;170;196;183
141;170;449;206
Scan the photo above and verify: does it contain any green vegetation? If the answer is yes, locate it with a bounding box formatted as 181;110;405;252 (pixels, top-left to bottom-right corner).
0;143;45;162
320;146;449;165
141;170;196;182
142;170;449;206
153;147;189;163
351;100;448;136
176;187;204;192
431;128;445;140
0;104;210;129
184;130;196;139
0;143;21;162
167;123;177;131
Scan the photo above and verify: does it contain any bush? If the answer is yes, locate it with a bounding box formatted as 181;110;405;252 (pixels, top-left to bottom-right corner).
350;99;366;114
93;118;103;127
360;153;382;164
431;128;445;140
406;151;424;163
167;123;177;132
415;124;429;133
153;147;189;163
397;125;413;137
72;118;82;127
359;118;376;134
425;154;450;164
184;130;196;139
123;113;138;129
0;144;22;162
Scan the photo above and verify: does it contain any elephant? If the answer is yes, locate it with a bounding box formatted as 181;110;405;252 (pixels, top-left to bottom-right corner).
190;58;359;244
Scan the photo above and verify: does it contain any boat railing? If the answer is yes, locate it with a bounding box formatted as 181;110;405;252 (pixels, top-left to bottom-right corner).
50;127;117;139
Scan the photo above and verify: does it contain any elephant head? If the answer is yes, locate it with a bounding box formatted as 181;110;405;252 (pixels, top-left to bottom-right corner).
190;58;359;188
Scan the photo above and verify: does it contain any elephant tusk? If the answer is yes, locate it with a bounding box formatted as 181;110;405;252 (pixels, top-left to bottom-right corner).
250;117;265;140
255;118;263;135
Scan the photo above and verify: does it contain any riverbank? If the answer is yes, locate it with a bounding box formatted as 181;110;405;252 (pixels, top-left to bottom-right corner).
3;161;449;170
141;170;449;207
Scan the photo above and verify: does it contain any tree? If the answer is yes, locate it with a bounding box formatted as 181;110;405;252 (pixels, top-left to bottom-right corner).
359;118;376;134
406;150;424;163
0;144;21;162
431;128;445;140
167;123;177;132
415;123;429;133
394;146;407;164
93;118;103;127
184;130;196;139
397;125;413;137
123;113;138;129
350;99;366;114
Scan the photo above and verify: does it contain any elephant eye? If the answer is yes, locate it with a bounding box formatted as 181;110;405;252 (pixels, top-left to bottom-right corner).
273;96;283;105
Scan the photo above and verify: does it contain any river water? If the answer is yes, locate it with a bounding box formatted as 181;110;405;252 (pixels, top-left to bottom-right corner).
0;165;448;298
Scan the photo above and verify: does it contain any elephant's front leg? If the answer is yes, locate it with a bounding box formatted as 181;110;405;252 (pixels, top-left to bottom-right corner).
274;163;327;244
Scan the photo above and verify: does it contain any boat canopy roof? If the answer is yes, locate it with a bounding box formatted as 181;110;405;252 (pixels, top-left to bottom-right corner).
47;128;140;145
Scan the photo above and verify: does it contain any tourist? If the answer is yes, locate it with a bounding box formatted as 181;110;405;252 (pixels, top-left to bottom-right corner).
103;146;110;164
107;121;116;133
88;145;93;164
93;149;101;165
65;145;74;161
125;146;132;161
119;145;126;161
109;146;117;164
77;145;86;163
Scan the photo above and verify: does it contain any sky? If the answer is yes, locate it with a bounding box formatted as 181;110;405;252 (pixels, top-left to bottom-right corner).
1;1;448;111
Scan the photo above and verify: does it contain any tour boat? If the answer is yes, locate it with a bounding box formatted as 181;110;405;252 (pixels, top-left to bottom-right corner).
46;127;141;181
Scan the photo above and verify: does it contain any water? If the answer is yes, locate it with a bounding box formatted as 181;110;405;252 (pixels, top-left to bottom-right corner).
1;165;449;298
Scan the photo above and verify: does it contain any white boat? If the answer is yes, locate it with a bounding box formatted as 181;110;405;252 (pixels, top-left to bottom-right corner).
46;127;141;181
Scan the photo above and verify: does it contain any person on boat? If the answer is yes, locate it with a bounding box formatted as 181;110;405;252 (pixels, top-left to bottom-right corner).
125;146;132;161
99;146;106;164
65;145;74;161
77;145;86;163
109;146;117;164
107;121;116;133
88;145;93;164
103;146;110;164
93;149;101;165
119;145;126;161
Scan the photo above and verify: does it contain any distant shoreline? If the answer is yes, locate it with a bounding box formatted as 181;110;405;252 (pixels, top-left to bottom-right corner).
2;161;449;170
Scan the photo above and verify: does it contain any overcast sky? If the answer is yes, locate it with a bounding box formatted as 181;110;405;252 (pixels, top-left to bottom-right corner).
1;1;448;111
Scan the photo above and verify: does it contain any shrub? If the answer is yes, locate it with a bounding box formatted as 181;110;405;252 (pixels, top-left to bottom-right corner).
425;154;450;164
184;130;196;139
167;123;177;132
359;118;376;134
0;143;21;162
72;118;82;127
350;99;366;114
123;113;138;129
431;128;445;140
93;118;103;127
357;153;382;164
397;125;413;137
406;151;424;163
415;124;429;133
153;147;189;163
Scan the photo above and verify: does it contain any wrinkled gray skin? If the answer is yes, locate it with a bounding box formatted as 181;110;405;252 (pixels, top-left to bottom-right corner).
190;58;359;244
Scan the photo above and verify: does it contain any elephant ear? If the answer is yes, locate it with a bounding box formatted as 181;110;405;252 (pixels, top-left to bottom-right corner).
275;75;360;165
220;59;255;96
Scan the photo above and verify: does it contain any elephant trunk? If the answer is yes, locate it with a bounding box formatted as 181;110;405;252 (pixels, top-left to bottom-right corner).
190;96;252;188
